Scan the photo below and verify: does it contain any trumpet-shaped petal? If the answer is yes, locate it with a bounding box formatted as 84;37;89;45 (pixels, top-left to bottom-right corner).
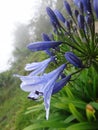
54;9;66;23
15;64;66;119
93;0;98;18
65;52;83;68
25;57;54;76
64;1;72;16
27;41;62;51
14;74;45;92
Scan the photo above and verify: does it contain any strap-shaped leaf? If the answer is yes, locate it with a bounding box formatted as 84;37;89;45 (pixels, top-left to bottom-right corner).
69;103;85;122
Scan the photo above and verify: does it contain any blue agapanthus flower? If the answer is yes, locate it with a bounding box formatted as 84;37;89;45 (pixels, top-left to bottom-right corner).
14;64;66;119
14;0;98;120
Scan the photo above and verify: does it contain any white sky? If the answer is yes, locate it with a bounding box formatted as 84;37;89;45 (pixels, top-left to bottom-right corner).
0;0;41;72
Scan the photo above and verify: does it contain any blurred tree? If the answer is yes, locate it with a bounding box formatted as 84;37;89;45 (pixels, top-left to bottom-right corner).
28;0;56;41
13;23;30;48
12;23;31;61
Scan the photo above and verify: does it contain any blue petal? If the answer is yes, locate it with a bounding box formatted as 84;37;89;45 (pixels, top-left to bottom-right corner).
77;14;84;29
73;0;91;13
46;7;60;27
14;74;46;92
52;75;71;94
54;9;66;23
65;52;83;68
93;0;98;18
64;1;72;16
41;33;53;56
74;10;79;18
25;57;54;71
27;41;62;51
15;64;66;120
43;64;66;119
41;33;51;41
65;21;70;30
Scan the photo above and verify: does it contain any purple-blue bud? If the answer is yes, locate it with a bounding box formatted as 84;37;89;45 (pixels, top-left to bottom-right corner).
73;0;92;14
74;10;79;18
64;1;72;16
27;41;62;51
65;52;83;68
65;21;70;31
41;33;53;56
54;9;66;23
85;16;92;25
78;14;84;29
46;7;60;27
93;0;98;18
52;75;71;94
78;1;84;13
41;33;51;41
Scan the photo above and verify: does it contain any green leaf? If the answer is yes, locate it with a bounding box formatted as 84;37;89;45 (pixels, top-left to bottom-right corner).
23;119;71;130
59;97;86;110
69;103;85;122
25;103;44;114
66;122;98;130
64;115;75;123
90;102;98;110
65;87;75;99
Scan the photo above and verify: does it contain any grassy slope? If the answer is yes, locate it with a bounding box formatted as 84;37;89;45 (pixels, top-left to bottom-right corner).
0;52;46;130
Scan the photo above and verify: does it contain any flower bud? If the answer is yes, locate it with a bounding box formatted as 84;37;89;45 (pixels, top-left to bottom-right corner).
41;33;51;41
93;0;98;18
63;1;72;16
65;21;70;31
85;16;92;25
78;14;84;29
65;52;84;68
74;10;79;18
54;9;66;23
46;7;60;27
78;1;84;14
86;104;96;121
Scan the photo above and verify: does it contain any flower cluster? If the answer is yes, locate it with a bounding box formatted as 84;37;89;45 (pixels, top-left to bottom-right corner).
14;0;98;119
